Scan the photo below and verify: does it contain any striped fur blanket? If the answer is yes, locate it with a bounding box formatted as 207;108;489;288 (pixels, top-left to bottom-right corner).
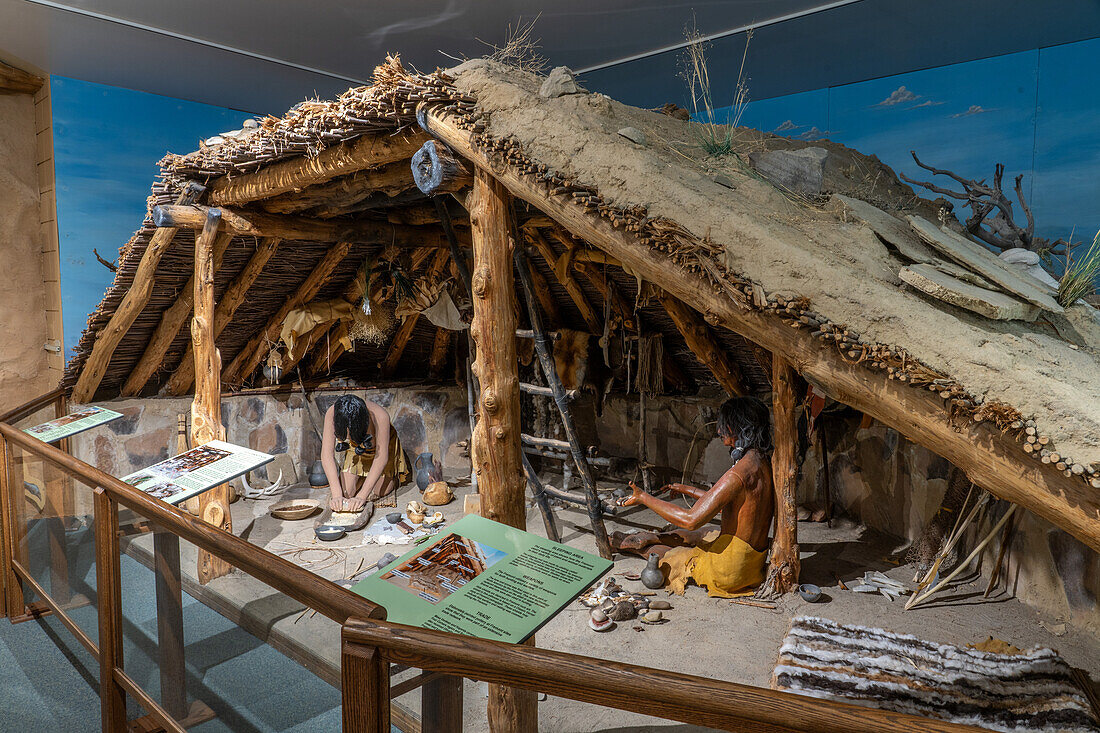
774;616;1099;732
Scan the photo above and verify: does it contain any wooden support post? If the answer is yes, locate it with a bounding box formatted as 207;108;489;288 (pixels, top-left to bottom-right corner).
526;229;601;334
759;356;799;598
154;530;187;719
121;232;235;397
190;210;233;584
341;639;390;733
0;436;16;618
94;488;127;732
382;249;451;379
308;322;350;377
659;292;746;397
162;238;280;396
469;170;537;733
71;184;203;402
222;242;353;386
422;674;464;733
429;329;452;380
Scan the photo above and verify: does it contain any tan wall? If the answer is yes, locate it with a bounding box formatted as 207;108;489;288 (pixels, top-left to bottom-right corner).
0;79;57;413
35;82;64;383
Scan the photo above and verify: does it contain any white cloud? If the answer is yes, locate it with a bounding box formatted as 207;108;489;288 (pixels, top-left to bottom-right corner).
875;85;920;107
774;119;800;132
952;105;993;118
907;100;945;109
798;127;828;141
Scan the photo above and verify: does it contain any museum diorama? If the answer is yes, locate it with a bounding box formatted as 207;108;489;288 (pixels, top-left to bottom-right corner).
1;4;1099;732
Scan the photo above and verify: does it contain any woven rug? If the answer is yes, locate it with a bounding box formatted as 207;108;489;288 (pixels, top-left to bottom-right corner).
774;616;1100;732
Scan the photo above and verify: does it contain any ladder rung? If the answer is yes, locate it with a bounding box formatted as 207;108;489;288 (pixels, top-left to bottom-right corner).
521;433;598;456
522;445;612;467
516;329;561;341
519;382;576;399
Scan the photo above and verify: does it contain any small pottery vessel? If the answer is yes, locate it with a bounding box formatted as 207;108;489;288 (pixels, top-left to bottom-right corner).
414;452;437;492
308;460;328;488
315;524;347;541
798;583;823;603
385;512;402;524
270;498;321;520
640;553;664;589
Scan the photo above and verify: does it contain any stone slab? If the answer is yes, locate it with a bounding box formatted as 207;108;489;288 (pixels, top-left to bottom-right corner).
831;194;939;264
907;215;1064;313
900;263;1040;321
748;147;828;195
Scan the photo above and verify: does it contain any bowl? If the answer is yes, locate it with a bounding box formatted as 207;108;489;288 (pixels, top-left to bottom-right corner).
270;498;321;520
386;511;402;524
314;524;347;541
798;583;823;603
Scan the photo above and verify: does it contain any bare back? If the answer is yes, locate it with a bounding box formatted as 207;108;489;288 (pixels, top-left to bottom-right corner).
719;449;774;552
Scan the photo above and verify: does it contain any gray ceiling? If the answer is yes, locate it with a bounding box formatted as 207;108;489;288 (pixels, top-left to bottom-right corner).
1;0;1099;116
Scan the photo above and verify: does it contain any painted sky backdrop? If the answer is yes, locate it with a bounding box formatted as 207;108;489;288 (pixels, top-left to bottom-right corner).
50;77;253;359
726;37;1100;249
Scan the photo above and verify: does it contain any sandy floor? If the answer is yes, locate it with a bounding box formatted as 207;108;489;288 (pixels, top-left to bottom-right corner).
132;474;1100;732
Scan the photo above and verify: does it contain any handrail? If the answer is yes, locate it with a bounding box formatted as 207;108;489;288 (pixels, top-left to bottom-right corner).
343;618;988;733
0;423;385;623
0;386;66;425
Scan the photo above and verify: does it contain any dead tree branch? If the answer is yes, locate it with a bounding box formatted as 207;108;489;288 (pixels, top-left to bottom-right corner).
93;248;118;272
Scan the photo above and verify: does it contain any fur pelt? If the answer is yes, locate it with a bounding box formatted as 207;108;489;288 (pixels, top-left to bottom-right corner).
553;329;590;391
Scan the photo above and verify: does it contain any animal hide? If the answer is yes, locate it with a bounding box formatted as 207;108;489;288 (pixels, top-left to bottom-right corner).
775;616;1100;733
553;329;590;391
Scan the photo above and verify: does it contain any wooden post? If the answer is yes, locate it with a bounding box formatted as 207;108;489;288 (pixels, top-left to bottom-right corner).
759;356;799;598
1;434;27;617
526;229;601;334
422;674;464;733
190;210;233;584
341;639;390;733
0;435;14;618
94;488;127;732
429;329;452;380
469;170;537;732
659;292;746;397
154;530;187;718
162;237;280;396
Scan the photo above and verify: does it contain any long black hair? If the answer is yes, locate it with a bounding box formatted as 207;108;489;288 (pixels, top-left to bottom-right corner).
716;396;773;455
333;395;370;445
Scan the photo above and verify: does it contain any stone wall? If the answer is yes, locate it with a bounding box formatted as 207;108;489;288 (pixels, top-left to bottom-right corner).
71;385;471;486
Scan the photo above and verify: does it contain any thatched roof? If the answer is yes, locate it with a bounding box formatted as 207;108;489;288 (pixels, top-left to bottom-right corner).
61;56;1100;550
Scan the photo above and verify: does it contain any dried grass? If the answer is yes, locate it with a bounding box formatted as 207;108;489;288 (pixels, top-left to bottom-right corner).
477;14;547;74
679;23;753;157
1057;229;1100;306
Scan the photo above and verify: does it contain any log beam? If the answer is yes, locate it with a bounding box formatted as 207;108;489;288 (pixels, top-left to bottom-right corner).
0;60;44;95
759;356;799;598
120;232;234;397
162;238;281;396
658;292;746;397
382;250;451;378
206;130;427;206
525;228;601;333
429;328;452;380
261;161;417;215
411;139;473;195
420;108;1100;553
309;321;351;377
469;169;537;732
222;242;354;386
152;204;444;247
189;211;232;584
71;184;203;402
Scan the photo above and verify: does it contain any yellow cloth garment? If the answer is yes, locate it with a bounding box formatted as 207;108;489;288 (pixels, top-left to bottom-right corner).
661;531;767;598
279;299;354;354
339;430;411;487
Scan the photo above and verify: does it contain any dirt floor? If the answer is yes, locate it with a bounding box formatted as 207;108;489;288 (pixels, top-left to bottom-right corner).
128;471;1100;732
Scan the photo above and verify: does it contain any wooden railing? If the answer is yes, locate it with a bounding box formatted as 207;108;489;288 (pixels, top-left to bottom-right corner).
2;389;990;733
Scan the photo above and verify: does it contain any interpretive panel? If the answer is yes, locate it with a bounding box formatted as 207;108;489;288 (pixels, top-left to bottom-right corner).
122;440;273;506
353;514;611;643
23;405;123;444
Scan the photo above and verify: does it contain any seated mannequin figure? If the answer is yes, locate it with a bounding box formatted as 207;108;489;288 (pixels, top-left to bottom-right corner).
320;395;410;512
612;396;775;597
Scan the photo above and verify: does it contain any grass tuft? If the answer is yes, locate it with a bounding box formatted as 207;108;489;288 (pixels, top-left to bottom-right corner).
1057;229;1100;306
679;23;752;156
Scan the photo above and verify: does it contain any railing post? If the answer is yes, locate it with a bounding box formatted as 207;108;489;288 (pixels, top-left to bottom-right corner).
0;435;25;617
423;674;464;733
341;628;389;733
94;488;127;732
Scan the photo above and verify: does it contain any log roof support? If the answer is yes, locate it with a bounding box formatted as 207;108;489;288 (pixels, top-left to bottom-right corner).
382;250;451;378
759;355;799;598
221;242;353;387
658;292;746;397
162;238;281;396
206;130;427;206
71;184;203;403
153;204;445;248
420;107;1100;553
120;231;234;397
0;60;44;94
524;228;601;334
261;161;418;215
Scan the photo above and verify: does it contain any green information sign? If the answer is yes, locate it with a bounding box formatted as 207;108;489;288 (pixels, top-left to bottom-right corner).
23;405;123;444
352;514;612;643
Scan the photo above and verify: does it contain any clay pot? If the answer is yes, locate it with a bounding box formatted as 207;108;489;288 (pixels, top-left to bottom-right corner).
414;452;435;492
423;481;454;506
308;460;328;488
641;553;664;589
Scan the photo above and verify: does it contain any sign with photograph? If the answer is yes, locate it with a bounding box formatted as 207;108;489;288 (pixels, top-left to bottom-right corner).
353;514;612;644
23;405;123;444
122;440;273;506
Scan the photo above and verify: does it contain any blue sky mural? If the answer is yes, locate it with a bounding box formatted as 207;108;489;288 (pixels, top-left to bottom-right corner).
51;77;254;359
725;36;1100;256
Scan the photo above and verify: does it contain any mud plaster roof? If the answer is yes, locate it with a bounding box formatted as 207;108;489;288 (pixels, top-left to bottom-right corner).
62;56;1100;515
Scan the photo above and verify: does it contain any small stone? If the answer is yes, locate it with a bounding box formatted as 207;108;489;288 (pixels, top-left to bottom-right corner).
589;608;613;632
641;610;664;624
540;66;580;98
648;600;672;610
608;599;637;621
711;172;736;189
617;127;647;146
